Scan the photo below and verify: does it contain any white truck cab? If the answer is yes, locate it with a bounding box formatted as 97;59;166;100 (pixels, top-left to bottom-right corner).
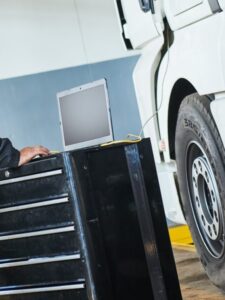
116;0;225;291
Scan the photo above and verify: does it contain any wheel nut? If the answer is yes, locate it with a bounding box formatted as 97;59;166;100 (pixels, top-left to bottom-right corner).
214;211;218;222
201;215;206;226
196;196;200;207
205;171;209;182
213;224;217;236
208;226;212;237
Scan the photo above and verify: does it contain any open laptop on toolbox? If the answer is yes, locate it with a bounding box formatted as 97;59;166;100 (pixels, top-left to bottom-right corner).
57;78;114;151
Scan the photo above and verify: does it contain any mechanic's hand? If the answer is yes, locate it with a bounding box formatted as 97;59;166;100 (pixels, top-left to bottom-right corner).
18;146;50;166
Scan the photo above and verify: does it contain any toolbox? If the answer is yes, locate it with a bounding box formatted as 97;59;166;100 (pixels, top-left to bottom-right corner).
0;139;182;300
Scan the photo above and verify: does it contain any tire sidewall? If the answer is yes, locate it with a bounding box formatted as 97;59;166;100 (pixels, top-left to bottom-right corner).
175;95;225;287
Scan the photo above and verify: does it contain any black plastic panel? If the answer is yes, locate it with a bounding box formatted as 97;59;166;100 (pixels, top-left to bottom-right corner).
0;175;68;207
0;155;64;180
208;0;222;13
71;147;153;300
126;142;182;299
0;203;74;234
0;261;85;286
0;289;88;300
139;0;154;13
0;232;80;261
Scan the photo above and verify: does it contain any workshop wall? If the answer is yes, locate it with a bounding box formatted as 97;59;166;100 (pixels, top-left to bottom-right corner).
0;0;141;150
0;56;141;151
0;0;136;79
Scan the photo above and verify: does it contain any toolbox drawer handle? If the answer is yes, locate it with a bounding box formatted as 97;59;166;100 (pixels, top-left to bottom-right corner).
0;225;75;241
0;196;69;213
0;283;85;296
0;253;81;269
0;170;63;186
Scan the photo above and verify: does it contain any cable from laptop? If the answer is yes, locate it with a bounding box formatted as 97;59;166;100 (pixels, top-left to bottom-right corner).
100;134;141;147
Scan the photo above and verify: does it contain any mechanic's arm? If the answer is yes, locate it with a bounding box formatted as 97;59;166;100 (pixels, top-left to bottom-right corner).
0;138;49;168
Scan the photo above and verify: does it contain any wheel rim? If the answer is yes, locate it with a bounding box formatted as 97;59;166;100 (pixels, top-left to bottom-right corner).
186;141;225;258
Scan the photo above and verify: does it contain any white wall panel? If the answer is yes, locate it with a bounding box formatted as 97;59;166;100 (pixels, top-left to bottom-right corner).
0;0;133;79
0;0;86;79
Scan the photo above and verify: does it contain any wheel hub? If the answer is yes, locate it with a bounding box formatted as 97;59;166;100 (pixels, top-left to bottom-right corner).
192;156;221;241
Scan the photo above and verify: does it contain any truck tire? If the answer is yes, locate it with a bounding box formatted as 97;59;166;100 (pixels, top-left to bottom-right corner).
175;93;225;290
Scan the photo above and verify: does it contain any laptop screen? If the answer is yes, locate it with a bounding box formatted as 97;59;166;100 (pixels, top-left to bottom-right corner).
57;79;113;151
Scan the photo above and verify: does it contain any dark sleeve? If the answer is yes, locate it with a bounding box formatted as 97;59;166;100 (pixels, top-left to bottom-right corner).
0;138;20;168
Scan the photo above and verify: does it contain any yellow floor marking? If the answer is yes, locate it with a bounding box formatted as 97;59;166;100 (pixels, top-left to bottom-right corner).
169;225;195;250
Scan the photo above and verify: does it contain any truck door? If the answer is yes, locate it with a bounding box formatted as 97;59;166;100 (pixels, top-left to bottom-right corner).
164;0;221;30
115;0;162;49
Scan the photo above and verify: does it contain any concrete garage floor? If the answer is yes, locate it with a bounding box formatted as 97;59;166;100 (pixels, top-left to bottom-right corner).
173;247;225;299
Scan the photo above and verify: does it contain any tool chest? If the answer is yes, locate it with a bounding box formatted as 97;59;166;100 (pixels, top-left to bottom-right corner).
0;153;87;300
0;140;181;300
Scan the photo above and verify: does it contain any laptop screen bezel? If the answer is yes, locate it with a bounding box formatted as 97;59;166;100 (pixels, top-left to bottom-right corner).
57;78;113;151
